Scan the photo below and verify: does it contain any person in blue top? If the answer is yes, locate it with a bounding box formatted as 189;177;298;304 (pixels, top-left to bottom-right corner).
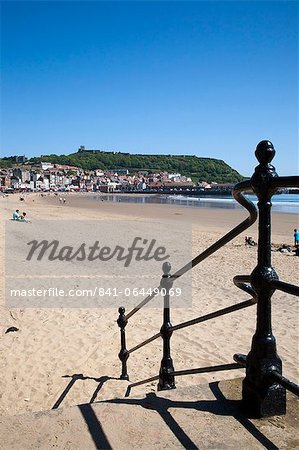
12;209;20;220
294;229;299;247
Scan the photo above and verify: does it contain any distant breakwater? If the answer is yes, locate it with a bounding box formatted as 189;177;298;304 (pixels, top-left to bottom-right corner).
113;189;234;197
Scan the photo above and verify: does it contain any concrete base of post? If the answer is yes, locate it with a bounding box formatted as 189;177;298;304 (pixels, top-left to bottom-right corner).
157;359;176;391
242;379;286;417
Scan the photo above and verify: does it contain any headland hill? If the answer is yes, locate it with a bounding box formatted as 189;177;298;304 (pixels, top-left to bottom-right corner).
1;146;296;195
0;146;246;195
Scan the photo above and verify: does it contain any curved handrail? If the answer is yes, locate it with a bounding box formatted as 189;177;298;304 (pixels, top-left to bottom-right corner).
172;180;257;279
118;141;299;414
125;180;258;320
233;275;257;298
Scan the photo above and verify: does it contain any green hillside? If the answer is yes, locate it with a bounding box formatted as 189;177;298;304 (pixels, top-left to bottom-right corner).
1;151;244;183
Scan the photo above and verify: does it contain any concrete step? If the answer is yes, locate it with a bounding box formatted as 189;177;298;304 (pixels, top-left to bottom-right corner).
0;378;298;450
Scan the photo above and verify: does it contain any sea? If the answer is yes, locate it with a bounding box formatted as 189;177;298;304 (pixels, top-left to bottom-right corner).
92;193;299;214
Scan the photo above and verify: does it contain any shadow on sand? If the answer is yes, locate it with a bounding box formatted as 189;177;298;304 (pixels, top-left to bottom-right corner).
51;376;279;450
52;373;118;410
102;381;279;450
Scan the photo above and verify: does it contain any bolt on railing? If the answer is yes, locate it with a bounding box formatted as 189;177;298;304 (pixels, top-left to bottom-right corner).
117;140;299;418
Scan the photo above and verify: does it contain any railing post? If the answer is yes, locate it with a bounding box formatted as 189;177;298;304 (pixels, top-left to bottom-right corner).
117;306;129;380
158;262;176;391
243;140;286;417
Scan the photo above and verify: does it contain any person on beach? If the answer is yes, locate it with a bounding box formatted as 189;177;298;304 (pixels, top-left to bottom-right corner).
294;229;299;247
245;236;256;246
19;212;30;223
12;209;20;220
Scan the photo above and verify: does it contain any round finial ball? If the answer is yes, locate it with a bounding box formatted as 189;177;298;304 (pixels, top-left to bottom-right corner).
162;261;171;275
118;306;125;314
255;140;275;164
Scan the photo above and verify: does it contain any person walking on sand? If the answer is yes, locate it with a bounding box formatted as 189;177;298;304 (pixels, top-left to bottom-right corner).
294;229;299;247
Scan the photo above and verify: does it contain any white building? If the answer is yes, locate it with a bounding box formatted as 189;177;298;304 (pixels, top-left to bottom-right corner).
41;162;54;170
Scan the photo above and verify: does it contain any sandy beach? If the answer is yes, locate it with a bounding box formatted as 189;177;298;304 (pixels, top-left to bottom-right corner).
0;192;298;417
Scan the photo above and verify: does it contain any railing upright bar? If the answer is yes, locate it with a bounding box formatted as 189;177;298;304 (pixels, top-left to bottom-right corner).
158;262;176;391
117;307;129;380
242;140;286;417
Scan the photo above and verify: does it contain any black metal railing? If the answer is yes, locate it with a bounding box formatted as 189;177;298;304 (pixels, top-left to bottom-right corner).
117;140;299;418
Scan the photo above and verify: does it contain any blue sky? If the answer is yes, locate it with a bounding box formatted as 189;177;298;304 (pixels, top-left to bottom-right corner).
1;1;298;176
